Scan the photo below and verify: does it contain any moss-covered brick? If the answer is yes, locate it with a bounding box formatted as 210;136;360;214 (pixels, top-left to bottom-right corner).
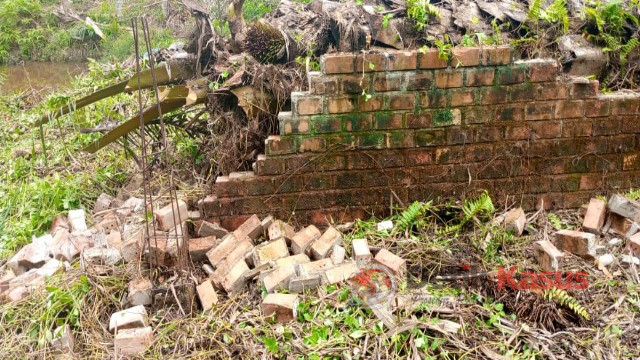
510;82;536;102
479;87;508;105
386;131;415;148
406;72;433;90
434;69;464;88
266;135;297;155
525;101;555;120
555;100;584;119
466;68;495;87
357;132;385;149
340;75;371;94
535;83;569;100
482;46;512;65
375;112;404;129
298;137;327;153
335;172;362;188
495;105;524;122
562;120;593;137
255;155;285;175
610;95;640;115
373;72;406;92
414;129;445;146
305;173;333;190
406;112;432;128
313;116;343;133
449;89;476;107
496;65;527;85
344;113;374;132
419;88;447;108
432;109;454;127
325;133;354;149
327;96;356;114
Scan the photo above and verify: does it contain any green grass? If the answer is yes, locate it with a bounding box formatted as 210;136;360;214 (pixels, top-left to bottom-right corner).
0;60;133;257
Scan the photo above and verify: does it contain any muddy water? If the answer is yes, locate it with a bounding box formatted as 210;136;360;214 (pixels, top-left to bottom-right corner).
0;62;87;94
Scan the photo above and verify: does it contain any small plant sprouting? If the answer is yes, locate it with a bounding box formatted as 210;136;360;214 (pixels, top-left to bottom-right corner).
382;14;393;29
434;35;453;61
433;108;453;125
406;0;440;31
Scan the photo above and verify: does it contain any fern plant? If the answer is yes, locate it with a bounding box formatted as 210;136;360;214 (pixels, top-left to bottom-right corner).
527;0;569;33
439;191;494;234
544;287;590;320
393;201;432;234
406;0;440;31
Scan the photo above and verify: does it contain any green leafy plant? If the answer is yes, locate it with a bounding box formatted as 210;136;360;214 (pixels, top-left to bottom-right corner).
382;14;393;29
406;0;440;31
548;213;573;230
393;200;432;234
434;35;453;61
440;191;495;234
527;0;570;33
544;287;590;320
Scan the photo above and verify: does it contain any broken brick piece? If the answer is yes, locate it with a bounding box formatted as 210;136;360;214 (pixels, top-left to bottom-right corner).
298;258;334;276
504;207;526;236
268;220;296;244
127;277;153;306
609;213;635;237
155;200;188;232
533;240;565;271
554;230;596;258
374;249;407;278
68;209;88;232
206;233;241;267
322;261;359;285
608;194;640;221
629;233;640;257
189;236;221;262
261;215;274;231
262;293;299;322
197;221;228;238
233;215;263;240
582;198;607;234
94;193;114;214
114;326;154;357
291;225;321;255
196;280;219;311
352;238;372;265
275;254;310;269
331;245;346;264
310;226;342;260
220;260;249;295
289;273;322;293
263;265;296;293
253;238;289;267
109;305;149;333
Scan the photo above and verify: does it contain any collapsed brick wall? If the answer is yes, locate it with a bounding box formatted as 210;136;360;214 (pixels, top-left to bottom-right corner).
201;45;640;230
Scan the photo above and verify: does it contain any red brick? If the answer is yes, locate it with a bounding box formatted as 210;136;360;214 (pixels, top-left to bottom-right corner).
582;198;606;234
592;118;622;136
554;230;596;258
584;99;610;117
510;83;536;102
527;60;559;82
536;83;569;100
281;118;310;135
255;155;284;175
291;225;321;255
555;100;584;118
418;49;448;68
466;68;495;86
476;127;503;142
525;102;555;120
386;130;415;148
373;73;404;92
505;125;530;140
611;95;640;115
562;120;592;137
419;91;446;108
266;135;296;155
533;240;565;271
374;248;406;277
449;89;475;106
579;173;602;190
308;73;338;95
570;80;599;98
452;47;480;67
296;96;323;115
434;69;463;88
322;54;355;74
356;53;387;72
482;46;512;65
262;293;299;322
504;207;526;235
357;95;383;112
406;112;432;128
388;50;417;70
495;105;524;122
530;121;561;138
480;87;508;104
406;72;433;90
196;280;218;312
327;96;355;114
376;112;403;129
340;75;370;94
623;154;640;170
299;137;326;153
388;93;416;110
